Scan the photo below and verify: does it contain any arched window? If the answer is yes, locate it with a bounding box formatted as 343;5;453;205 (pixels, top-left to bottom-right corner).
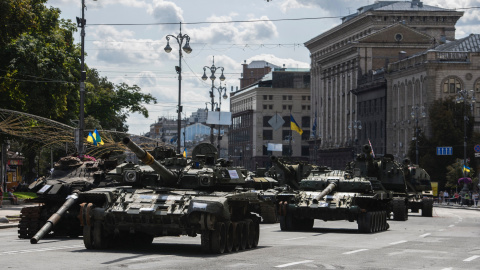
442;77;462;93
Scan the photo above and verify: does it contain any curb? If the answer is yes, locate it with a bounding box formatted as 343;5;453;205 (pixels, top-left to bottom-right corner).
434;204;480;211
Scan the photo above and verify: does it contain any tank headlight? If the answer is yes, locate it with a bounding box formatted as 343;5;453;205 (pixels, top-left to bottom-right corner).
200;177;211;186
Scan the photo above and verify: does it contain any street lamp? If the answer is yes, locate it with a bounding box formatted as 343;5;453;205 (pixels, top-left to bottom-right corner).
201;56;225;145
348;120;362;157
164;22;192;154
411;105;426;165
456;89;476;194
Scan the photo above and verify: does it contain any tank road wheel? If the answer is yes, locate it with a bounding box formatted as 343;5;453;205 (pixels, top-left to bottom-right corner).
83;224;94;249
252;218;260;248
224;222;234;253
357;212;367;233
422;198;434;217
392;198;408;221
93;221;108;249
201;230;212;253
366;212;374;233
238;222;247;250
211;222;227;254
18;206;43;239
232;222;241;252
280;212;294;231
245;219;255;249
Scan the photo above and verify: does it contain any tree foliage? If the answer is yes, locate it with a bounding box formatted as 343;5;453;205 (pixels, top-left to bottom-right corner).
410;97;477;190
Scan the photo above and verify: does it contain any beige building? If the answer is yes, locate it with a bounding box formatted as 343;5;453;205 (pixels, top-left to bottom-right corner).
386;34;480;160
229;67;311;171
305;0;463;168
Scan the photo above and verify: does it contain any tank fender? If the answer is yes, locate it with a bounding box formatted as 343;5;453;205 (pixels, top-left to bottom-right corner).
187;199;230;220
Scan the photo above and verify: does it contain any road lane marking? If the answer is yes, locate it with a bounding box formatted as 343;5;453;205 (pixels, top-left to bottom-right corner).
343;249;368;255
389;240;407;245
419;233;431;238
441;268;453;270
283;237;307;241
275;260;314;268
448;225;455;227
0;245;83;255
463;255;480;262
127;255;171;261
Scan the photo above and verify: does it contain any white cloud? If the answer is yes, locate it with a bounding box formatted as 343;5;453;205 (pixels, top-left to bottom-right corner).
246;54;309;69
47;0;148;8
147;0;184;31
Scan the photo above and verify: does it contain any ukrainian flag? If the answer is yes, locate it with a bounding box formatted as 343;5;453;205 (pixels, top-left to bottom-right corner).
183;148;187;158
463;165;471;173
87;132;97;146
93;129;104;145
290;114;303;135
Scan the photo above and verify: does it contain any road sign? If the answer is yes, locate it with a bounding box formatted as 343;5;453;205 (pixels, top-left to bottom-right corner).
475;144;480;153
475;153;480;158
436;147;452;155
268;114;284;131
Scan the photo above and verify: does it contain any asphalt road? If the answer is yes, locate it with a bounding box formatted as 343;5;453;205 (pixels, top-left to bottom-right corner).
1;207;479;270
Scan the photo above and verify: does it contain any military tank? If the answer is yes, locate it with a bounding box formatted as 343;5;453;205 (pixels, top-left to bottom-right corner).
18;155;117;242
76;137;263;254
276;166;392;233
345;145;410;221
403;161;433;217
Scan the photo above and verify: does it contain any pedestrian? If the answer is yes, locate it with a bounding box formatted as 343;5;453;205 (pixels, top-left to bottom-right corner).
444;190;449;205
464;192;471;206
0;185;3;208
7;187;18;205
454;192;460;204
439;190;444;204
473;191;479;207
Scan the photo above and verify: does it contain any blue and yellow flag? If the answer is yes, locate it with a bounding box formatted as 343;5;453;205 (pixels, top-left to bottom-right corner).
463;165;471;173
87;132;97;146
290;114;303;135
183;148;187;158
93;129;104;145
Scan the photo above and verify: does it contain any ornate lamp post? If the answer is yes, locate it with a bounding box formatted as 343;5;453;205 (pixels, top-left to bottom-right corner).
164;22;192;154
201;56;225;145
456;89;476;194
348;120;362;157
411;105;426;165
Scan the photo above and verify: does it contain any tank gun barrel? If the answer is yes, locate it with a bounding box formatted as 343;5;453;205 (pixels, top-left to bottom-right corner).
123;137;178;185
270;156;300;189
312;182;337;203
30;193;78;244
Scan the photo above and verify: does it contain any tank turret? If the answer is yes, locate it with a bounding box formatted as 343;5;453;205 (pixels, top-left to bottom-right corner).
270;156;306;189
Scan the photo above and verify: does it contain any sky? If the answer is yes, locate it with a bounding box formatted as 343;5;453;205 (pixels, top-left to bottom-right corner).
46;0;480;135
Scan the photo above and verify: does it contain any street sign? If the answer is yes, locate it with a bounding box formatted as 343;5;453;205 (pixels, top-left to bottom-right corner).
475;152;480;158
475;144;480;153
436;147;452;155
268;114;284;131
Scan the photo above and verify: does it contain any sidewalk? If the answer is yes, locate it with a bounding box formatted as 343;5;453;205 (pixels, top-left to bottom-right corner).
434;202;480;211
0;200;32;229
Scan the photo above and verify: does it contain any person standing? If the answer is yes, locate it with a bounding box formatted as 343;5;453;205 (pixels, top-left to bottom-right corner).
444;190;449;205
439;190;444;204
473;191;479;207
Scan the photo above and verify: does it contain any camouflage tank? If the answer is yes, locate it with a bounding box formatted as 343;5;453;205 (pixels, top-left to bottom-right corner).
76;137;263;254
403;161;433;217
18;156;117;242
345;145;410;221
276;168;392;233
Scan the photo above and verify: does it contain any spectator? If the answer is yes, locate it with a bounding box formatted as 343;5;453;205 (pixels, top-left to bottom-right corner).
444;190;449;205
439;190;444;204
7;187;18;205
473;191;479;207
454;192;460;204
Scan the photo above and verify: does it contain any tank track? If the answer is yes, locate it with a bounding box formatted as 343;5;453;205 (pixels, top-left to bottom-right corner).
18;206;44;239
392;197;408;221
357;211;390;233
421;197;433;217
260;203;278;224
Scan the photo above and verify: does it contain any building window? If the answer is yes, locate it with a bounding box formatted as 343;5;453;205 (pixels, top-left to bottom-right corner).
283;116;290;127
263;145;269;156
283;105;287;110
263;130;273;140
301;116;310;128
283;95;287;100
263;105;267;110
288;95;292;100
301;145;310;156
263;116;271;127
288;105;292;110
301;130;310;141
302;105;306;110
282;145;292;156
443;77;462;93
263;95;267;100
269;105;273;109
282;130;290;140
269;95;273;100
475;79;480;93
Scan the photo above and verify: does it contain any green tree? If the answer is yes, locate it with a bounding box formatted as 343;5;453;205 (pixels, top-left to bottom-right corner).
412;98;477;190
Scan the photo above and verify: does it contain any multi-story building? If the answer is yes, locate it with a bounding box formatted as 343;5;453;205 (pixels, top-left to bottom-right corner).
240;60;280;89
305;0;463;168
386;34;480;160
230;65;311;171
